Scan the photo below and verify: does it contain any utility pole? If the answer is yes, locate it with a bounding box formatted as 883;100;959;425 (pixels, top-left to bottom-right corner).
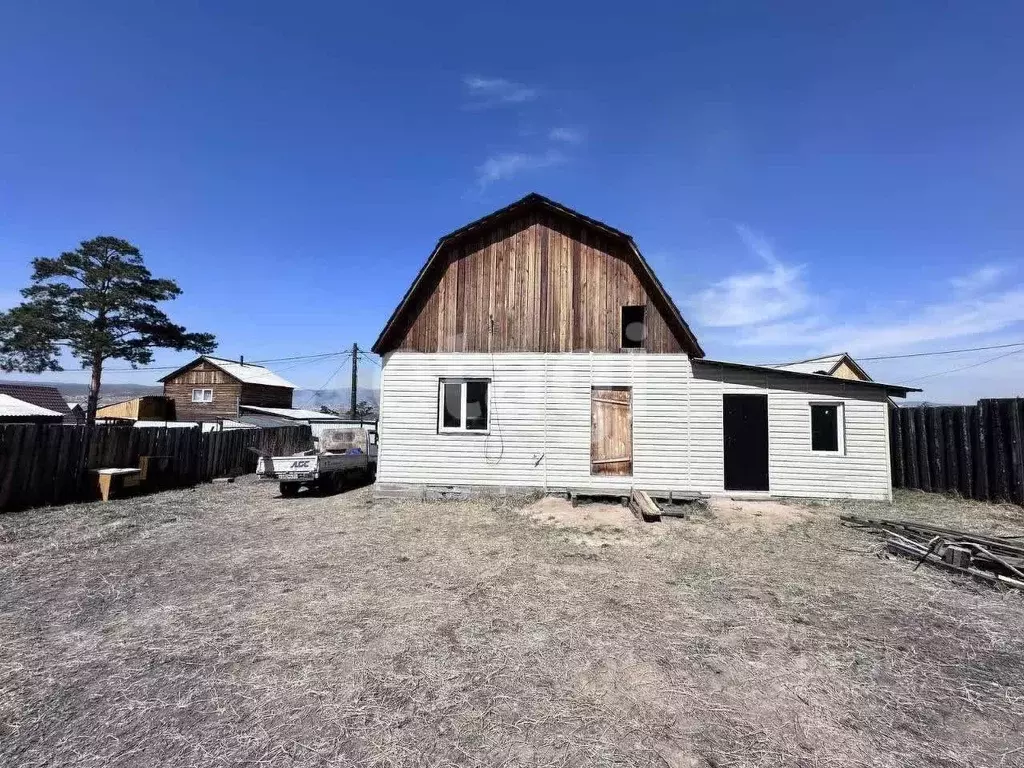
350;342;359;419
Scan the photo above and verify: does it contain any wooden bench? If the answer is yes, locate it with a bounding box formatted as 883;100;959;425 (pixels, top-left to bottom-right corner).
92;468;142;502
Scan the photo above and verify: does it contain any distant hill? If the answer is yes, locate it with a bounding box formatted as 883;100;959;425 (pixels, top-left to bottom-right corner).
0;379;379;411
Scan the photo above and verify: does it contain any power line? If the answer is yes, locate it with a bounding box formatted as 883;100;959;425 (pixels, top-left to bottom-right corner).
303;354;352;408
908;348;1024;383
859;341;1024;362
357;352;381;368
104;350;348;372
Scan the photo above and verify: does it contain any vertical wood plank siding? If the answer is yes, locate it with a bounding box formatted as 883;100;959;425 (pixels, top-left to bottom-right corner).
377;353;892;500
394;217;685;354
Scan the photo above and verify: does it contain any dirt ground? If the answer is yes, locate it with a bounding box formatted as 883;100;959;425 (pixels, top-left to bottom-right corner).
2;481;1023;768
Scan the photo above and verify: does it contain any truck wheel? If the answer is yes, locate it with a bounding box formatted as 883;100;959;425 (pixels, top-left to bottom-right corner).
280;483;299;497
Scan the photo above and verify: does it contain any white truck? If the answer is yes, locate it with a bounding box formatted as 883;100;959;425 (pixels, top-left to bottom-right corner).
256;428;377;497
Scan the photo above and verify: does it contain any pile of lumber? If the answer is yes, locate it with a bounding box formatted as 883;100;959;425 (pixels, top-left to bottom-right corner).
841;514;1024;590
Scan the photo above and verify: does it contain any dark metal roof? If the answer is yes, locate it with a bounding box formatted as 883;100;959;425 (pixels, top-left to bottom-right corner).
371;193;704;357
232;412;298;429
0;383;72;416
692;358;921;397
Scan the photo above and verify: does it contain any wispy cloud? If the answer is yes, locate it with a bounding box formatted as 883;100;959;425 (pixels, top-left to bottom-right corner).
549;126;584;144
689;225;811;328
950;264;1010;293
463;76;537;108
690;238;1024;368
475;150;565;188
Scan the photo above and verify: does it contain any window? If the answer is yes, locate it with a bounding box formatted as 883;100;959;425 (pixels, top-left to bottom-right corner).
810;403;843;453
191;388;213;403
621;305;645;349
438;379;489;432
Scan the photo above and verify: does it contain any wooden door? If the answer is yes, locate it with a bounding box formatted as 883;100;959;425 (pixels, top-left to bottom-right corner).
591;387;632;475
723;394;769;491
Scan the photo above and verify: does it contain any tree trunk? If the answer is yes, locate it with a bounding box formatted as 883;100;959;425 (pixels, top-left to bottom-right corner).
87;355;103;424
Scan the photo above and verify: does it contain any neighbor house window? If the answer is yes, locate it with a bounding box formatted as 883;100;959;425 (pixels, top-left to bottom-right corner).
438;379;489;432
191;388;213;403
621;305;645;349
810;403;843;453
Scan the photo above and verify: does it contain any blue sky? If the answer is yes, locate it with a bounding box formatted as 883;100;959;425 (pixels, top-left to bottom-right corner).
1;1;1022;402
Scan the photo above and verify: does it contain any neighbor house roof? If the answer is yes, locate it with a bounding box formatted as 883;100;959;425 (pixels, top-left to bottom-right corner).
0;383;72;417
0;393;63;418
157;356;297;389
771;352;872;381
239;405;346;421
693;358;920;397
372;192;704;357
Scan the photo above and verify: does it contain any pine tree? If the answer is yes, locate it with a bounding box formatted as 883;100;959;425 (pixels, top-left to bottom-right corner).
0;236;216;422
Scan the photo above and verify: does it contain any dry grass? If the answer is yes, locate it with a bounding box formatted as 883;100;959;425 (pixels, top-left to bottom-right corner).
2;481;1024;768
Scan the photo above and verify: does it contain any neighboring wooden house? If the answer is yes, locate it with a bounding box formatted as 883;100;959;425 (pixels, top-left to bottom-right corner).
772;353;873;382
0;383;75;423
372;193;919;501
158;356;296;422
95;396;176;422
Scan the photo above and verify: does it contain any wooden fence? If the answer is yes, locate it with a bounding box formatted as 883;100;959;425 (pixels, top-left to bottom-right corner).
890;398;1024;505
0;424;312;512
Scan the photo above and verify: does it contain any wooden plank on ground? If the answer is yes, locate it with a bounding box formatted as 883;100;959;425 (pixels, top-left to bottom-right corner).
629;489;661;522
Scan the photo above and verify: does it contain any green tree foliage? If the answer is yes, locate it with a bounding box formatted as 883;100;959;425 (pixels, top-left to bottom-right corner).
0;236;216;422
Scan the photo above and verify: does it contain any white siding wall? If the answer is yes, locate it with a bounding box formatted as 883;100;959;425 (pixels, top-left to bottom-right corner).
377;353;892;501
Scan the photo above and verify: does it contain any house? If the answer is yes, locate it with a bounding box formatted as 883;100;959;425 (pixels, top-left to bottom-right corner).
0;393;64;424
95;396;176;422
371;193;919;502
0;383;75;423
772;353;873;382
158;356;296;422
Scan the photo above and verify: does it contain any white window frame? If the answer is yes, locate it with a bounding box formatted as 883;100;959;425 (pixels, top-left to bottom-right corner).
809;401;845;455
437;378;490;434
191;388;213;403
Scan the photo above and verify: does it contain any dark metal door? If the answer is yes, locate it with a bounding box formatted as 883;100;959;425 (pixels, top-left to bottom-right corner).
723;394;769;491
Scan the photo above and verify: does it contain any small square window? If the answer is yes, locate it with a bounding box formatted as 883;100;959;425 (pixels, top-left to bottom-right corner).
811;403;843;453
621;305;645;349
438;379;489;432
191;388;213;403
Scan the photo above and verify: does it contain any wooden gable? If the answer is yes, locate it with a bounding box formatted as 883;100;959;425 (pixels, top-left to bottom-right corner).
373;194;703;356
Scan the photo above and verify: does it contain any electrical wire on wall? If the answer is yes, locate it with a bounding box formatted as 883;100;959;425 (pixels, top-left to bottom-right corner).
484;313;504;465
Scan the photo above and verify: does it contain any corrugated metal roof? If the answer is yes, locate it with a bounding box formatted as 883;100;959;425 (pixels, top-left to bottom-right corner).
239;405;344;421
202;357;297;389
0;393;63;417
771;354;846;376
0;383;72;416
233;412;298;428
694;358;920;396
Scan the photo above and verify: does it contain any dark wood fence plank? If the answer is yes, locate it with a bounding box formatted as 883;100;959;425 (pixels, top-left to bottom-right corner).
0;426;26;510
990;400;1011;501
890;407;905;488
901;408;918;489
956;406;973;499
942;408;958;496
1009;399;1024;505
929;408;945;492
915;408;931;493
